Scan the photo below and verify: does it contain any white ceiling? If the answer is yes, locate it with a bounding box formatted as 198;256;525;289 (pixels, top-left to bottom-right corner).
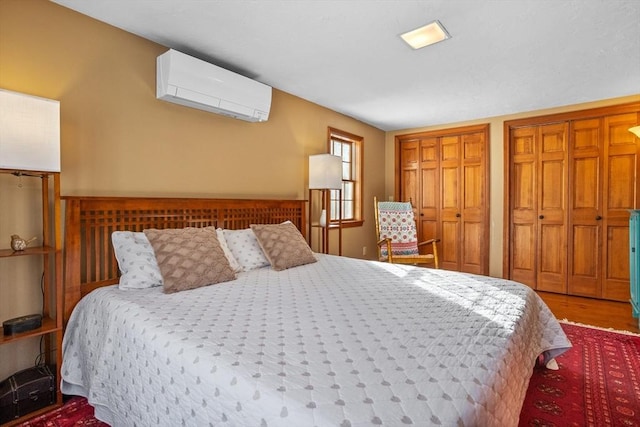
52;0;640;131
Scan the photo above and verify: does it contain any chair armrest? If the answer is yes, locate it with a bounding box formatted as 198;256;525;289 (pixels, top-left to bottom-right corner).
376;238;393;262
417;238;440;247
376;238;391;247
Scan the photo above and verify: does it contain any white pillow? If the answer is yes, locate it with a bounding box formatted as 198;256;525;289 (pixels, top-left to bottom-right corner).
222;228;270;272
214;228;242;273
111;231;163;289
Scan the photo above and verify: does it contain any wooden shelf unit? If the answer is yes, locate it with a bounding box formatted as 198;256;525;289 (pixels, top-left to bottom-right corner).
308;188;342;255
0;169;63;425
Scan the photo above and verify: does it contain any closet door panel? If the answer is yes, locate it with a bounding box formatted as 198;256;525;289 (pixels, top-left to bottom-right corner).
538;224;565;292
440;220;459;270
418;218;438;249
512;224;535;287
607;155;635;208
402;169;418;205
540;161;564;210
569;225;601;297
461;221;483;273
513;162;535;210
400;141;419;205
606;225;630;277
419;162;439;245
572;227;599;270
464;165;483;209
573;158;600;208
441;166;459;209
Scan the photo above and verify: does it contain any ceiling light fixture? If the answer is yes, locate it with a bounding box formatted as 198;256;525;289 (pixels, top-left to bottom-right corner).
400;20;451;50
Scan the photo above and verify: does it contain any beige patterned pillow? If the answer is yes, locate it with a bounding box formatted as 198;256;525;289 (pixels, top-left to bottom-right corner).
250;222;316;271
143;227;236;293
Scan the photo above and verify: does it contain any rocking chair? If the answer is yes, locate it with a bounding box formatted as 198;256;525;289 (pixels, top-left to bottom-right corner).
374;197;439;268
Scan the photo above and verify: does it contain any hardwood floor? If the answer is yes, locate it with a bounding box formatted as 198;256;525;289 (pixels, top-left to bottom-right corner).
537;291;640;334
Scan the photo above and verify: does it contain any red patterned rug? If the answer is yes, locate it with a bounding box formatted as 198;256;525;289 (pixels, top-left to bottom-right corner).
520;322;640;427
16;395;107;427
14;323;640;427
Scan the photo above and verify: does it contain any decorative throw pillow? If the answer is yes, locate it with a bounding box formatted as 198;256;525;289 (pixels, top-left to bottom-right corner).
213;227;242;273
143;227;236;293
111;231;163;289
222;228;270;271
251;222;317;271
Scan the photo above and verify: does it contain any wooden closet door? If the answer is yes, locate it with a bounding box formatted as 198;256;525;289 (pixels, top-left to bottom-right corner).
601;113;638;301
510;123;568;291
440;135;461;271
506;102;639;301
537;123;568;293
418;138;439;244
568;114;637;301
438;131;488;273
460;132;487;274
568;118;603;297
397;125;488;274
510;126;537;288
399;138;439;248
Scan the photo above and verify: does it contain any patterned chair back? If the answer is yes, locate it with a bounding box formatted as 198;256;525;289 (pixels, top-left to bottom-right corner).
376;201;420;258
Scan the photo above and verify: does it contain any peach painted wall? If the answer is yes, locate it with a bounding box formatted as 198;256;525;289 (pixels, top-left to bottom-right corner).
0;0;385;377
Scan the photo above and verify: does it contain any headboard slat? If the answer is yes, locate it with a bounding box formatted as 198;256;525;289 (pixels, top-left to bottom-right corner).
63;196;307;322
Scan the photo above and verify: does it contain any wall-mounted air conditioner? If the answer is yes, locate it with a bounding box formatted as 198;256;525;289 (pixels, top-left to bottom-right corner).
157;49;272;122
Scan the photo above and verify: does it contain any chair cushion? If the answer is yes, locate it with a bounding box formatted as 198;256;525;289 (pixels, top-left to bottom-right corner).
377;201;419;257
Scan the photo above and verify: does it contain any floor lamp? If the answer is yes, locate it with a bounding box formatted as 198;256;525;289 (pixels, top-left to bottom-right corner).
308;154;342;254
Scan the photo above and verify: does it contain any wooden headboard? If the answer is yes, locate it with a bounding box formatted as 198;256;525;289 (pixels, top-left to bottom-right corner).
62;196;306;322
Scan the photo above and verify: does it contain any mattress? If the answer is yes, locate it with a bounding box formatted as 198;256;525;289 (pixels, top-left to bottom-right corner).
61;254;570;426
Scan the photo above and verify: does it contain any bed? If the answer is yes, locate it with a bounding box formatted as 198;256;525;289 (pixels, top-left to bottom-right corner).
60;196;571;427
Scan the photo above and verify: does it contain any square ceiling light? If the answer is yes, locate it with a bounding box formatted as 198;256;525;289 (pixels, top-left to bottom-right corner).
400;20;451;49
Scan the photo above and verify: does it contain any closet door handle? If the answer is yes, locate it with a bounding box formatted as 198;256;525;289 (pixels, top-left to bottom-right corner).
539;215;544;220
595;215;602;220
455;213;461;218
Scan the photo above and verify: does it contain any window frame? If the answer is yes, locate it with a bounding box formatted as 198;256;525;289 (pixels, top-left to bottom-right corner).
327;127;364;228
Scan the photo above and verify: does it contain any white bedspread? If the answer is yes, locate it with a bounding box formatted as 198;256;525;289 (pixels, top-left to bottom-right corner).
61;254;570;427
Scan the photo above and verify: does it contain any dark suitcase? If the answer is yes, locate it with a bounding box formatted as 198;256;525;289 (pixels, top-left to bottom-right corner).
0;365;56;424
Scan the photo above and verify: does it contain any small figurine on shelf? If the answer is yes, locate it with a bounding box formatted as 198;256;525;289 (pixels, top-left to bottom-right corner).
10;235;37;251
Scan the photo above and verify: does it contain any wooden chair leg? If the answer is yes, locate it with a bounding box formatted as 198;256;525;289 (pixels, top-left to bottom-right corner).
431;241;439;269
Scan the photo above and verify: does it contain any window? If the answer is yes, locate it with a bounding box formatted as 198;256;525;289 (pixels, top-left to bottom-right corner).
328;127;363;227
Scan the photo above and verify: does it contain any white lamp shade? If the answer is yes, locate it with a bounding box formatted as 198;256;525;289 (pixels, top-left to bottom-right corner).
629;126;640;138
0;88;60;172
309;154;342;189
